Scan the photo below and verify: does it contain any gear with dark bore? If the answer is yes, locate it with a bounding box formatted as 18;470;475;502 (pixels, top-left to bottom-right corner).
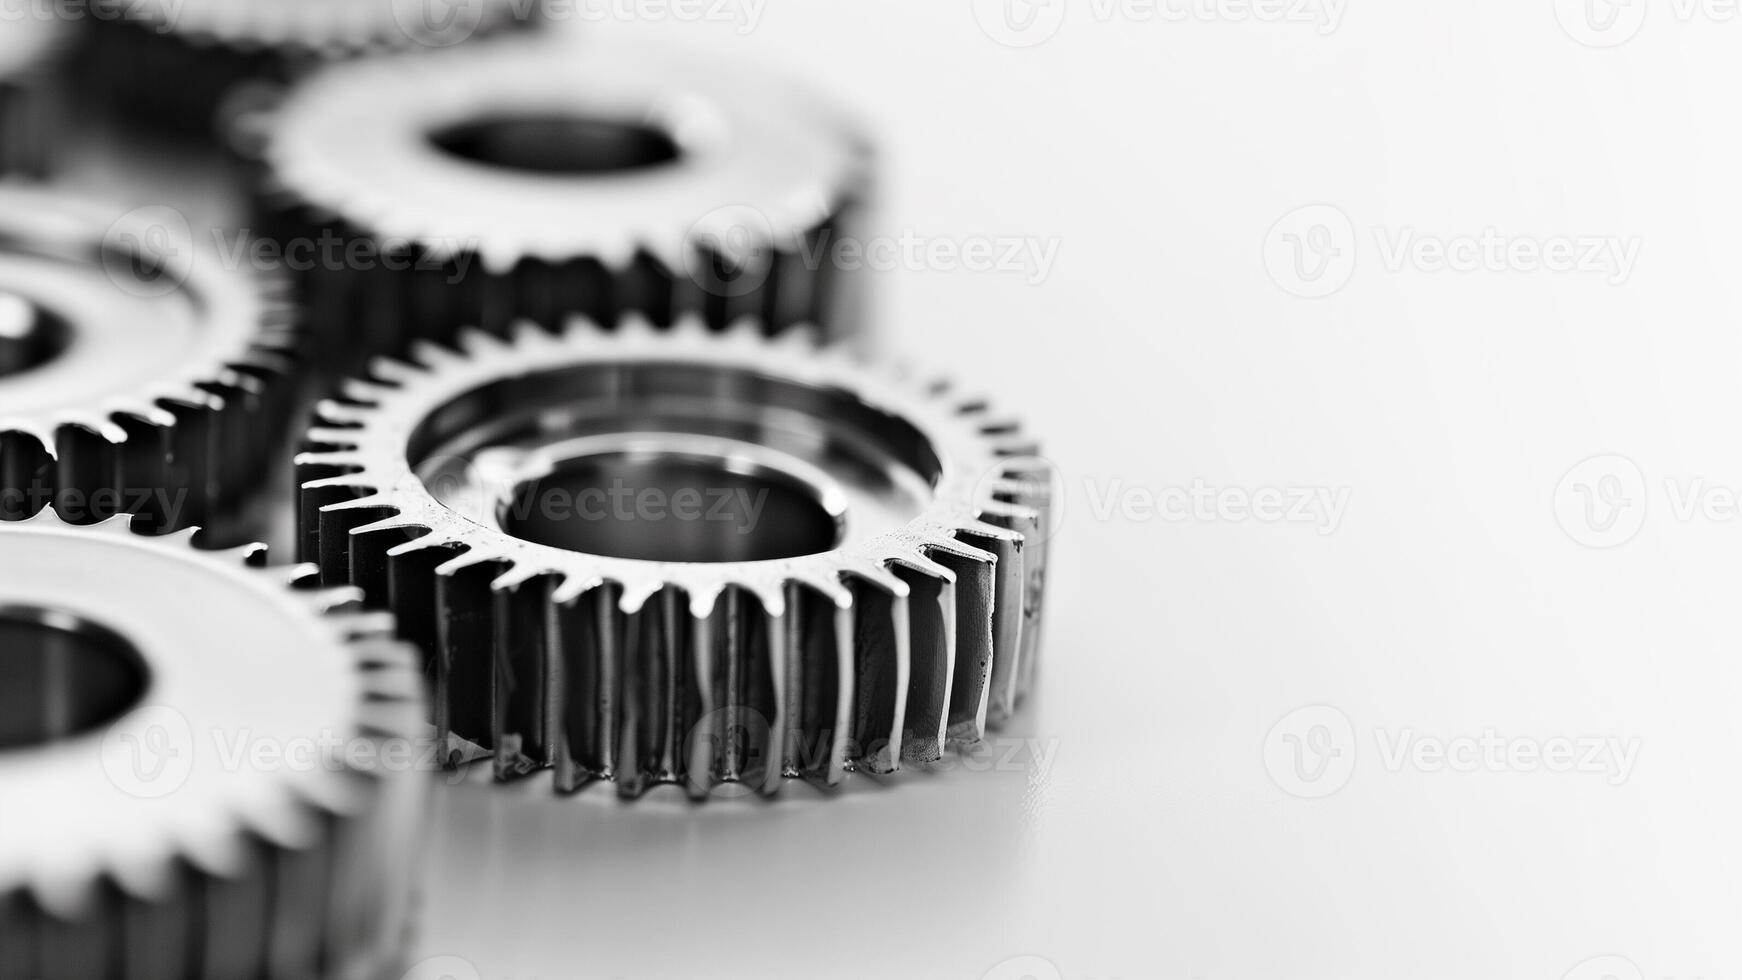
256;36;873;376
0;509;427;980
0;186;297;533
297;318;1052;800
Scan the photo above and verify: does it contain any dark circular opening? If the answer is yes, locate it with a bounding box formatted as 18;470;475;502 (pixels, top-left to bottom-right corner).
0;293;71;379
500;455;843;563
429;114;683;176
0;607;149;751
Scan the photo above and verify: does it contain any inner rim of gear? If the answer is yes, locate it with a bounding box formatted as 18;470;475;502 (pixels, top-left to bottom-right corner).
0;605;148;751
413;360;945;566
0;291;70;378
430;113;685;176
0;194;262;424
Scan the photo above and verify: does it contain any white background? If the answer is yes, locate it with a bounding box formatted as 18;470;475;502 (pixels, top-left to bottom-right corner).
387;3;1742;979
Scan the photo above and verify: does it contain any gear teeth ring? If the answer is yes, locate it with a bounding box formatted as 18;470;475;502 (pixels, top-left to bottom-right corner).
0;186;298;533
0;13;68;176
296;318;1052;800
79;0;543;138
0;509;428;979
255;36;873;376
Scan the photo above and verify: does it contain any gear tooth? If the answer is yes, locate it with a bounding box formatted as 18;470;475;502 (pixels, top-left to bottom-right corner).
303;427;364;450
432;552;506;759
455;326;508;359
368;356;426;386
614;587;692;798
546;581;624;791
926;542;997;747
490;570;558;781
843;569;910;775
409;339;462;370
890;563;954;766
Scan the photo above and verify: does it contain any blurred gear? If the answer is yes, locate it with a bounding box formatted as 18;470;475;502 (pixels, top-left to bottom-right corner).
0;13;67;176
0;508;427;980
0;186;296;532
256;37;872;373
80;0;543;137
297;318;1050;799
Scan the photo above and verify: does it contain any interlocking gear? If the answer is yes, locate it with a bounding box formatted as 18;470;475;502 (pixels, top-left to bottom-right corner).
0;186;296;532
256;37;872;373
81;0;543;136
297;318;1051;799
0;509;427;980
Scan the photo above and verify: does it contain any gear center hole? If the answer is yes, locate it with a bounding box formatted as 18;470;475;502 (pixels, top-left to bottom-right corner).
0;606;149;750
0;292;71;379
430;114;683;176
499;454;844;564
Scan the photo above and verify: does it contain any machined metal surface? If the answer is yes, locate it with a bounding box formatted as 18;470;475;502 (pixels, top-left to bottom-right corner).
297;319;1050;799
80;0;543;136
0;509;427;980
0;185;296;532
257;36;872;371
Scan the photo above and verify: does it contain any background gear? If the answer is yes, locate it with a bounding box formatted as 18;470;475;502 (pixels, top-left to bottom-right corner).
0;186;296;533
79;0;543;138
256;36;873;375
0;509;427;980
296;318;1050;799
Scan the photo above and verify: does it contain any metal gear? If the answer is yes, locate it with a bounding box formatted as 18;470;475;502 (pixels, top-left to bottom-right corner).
0;12;67;176
79;0;543;137
0;186;297;533
0;508;427;980
255;37;872;374
296;318;1051;800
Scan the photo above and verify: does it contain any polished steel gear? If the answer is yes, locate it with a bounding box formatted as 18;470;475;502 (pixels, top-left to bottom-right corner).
256;37;872;374
296;318;1050;799
80;0;542;136
0;186;296;533
0;508;427;979
0;13;67;176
